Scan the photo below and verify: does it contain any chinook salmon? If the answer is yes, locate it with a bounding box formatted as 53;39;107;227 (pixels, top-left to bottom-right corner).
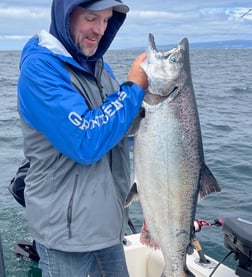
126;34;221;277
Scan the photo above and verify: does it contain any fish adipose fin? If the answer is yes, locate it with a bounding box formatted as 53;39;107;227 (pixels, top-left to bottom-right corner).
125;182;138;207
199;165;221;200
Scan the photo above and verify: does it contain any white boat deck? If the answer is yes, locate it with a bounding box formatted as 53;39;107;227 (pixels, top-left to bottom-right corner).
124;234;236;277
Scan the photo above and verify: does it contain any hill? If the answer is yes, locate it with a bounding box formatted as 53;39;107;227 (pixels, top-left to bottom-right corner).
129;40;252;50
183;39;252;49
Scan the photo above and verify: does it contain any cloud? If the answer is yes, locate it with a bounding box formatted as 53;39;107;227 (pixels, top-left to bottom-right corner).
129;10;180;19
0;6;49;19
0;5;50;40
200;6;252;21
0;35;31;40
0;1;251;50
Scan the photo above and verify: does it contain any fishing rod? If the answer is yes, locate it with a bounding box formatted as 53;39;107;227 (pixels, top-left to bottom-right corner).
194;218;223;232
240;8;252;18
191;218;223;266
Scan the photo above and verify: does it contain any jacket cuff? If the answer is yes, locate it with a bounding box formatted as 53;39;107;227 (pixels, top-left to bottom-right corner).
120;81;135;88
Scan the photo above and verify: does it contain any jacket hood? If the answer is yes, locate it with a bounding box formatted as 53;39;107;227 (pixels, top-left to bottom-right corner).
49;0;127;62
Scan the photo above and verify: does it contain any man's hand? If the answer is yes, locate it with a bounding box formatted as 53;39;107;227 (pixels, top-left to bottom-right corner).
128;53;148;90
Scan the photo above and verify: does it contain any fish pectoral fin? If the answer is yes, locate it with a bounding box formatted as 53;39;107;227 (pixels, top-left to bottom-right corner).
199;165;221;200
124;182;139;207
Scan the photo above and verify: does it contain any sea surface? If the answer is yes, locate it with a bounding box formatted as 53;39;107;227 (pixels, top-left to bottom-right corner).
0;47;251;276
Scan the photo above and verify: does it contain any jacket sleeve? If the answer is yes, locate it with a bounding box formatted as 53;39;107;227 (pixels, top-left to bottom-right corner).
18;53;144;165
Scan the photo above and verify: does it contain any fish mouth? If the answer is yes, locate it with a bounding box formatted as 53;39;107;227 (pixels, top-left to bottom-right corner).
149;33;157;51
144;86;178;105
143;34;189;103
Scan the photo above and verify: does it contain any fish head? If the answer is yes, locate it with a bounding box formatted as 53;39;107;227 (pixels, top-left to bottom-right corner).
141;33;190;98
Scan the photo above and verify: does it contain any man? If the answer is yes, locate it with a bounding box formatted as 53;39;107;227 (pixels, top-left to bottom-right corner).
17;0;147;276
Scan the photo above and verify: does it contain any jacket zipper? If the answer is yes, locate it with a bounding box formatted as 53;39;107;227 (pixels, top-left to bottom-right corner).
108;150;124;241
67;175;78;238
95;58;107;101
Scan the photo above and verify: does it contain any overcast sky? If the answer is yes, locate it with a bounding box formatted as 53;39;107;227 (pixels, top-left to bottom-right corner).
0;1;251;50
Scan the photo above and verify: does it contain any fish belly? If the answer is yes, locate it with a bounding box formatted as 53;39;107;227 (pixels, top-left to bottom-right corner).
134;98;201;276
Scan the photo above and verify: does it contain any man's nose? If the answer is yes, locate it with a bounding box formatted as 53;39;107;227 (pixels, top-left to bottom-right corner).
93;21;106;36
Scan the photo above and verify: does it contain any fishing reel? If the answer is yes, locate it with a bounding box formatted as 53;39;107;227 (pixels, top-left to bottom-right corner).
191;218;223;269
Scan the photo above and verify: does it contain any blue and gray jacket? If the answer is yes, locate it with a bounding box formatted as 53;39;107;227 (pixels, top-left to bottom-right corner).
17;0;144;252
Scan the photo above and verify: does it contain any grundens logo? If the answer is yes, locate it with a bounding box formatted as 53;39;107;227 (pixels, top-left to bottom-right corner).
68;90;127;131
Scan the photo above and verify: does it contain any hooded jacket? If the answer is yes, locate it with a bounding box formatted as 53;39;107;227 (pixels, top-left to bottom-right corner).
17;0;144;252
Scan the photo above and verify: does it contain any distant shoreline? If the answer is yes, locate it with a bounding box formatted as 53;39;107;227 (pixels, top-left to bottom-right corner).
1;39;252;51
123;40;252;50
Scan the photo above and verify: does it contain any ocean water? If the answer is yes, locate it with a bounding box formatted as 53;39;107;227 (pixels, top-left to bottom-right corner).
0;47;251;276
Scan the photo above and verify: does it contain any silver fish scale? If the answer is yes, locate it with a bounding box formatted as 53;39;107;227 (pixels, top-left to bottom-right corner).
134;99;198;276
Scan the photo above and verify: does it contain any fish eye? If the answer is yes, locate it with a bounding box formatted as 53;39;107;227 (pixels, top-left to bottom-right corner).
169;54;178;63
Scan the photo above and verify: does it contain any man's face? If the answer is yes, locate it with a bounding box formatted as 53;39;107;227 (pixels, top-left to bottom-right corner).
70;6;113;57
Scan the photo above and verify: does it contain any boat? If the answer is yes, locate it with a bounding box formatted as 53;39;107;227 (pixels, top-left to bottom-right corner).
124;233;235;277
124;216;252;277
5;167;252;276
1;218;252;277
0;233;236;277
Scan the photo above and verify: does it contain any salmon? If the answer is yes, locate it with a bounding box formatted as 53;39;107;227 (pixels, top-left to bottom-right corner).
126;34;221;277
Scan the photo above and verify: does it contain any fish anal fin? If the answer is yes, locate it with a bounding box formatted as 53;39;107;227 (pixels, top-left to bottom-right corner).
125;182;138;207
199;165;221;200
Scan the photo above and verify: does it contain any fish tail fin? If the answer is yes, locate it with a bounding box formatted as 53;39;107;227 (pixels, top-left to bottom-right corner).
184;267;196;277
199;165;221;200
124;182;138;207
160;267;195;277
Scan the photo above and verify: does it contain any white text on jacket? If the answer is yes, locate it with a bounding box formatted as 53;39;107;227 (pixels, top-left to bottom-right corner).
68;91;127;130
